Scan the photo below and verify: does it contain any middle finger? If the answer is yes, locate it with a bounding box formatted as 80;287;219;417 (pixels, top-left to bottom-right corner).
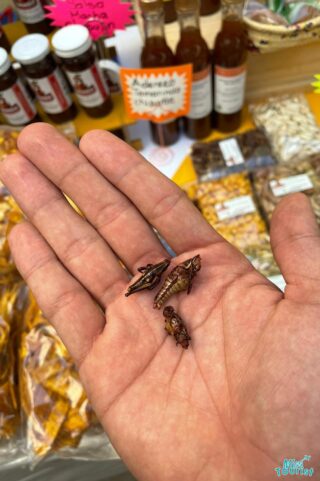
17;123;168;271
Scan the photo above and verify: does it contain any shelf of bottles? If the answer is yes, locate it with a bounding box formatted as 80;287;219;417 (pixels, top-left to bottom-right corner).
2;21;136;137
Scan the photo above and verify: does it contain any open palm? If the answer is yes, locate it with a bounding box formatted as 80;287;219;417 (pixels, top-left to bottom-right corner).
1;124;320;481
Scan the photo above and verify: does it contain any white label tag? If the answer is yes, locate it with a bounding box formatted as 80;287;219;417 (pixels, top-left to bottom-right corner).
27;69;72;114
214;65;246;115
219;138;245;166
187;67;213;120
270;174;313;197
67;63;109;108
216;195;256;221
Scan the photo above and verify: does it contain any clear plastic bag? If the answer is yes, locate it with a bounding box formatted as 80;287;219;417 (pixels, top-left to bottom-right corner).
193;173;268;251
244;0;320;24
185;174;280;277
20;294;91;464
190;129;276;182
252;159;320;224
250;94;320;164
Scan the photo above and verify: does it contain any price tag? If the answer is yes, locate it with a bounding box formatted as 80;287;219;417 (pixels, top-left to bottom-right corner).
270;174;313;197
45;0;134;40
215;195;256;221
120;65;192;122
218;138;245;166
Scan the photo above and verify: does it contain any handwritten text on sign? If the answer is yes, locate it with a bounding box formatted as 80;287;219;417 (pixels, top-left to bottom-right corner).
45;0;134;40
120;65;192;122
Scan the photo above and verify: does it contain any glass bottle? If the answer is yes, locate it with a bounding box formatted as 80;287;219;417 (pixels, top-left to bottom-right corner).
200;0;220;15
140;0;180;146
163;0;177;22
12;0;52;34
175;0;213;139
12;34;77;124
0;47;40;126
52;25;113;118
213;0;247;132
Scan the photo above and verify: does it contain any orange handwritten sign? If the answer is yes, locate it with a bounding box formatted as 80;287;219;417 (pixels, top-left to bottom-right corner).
120;65;192;122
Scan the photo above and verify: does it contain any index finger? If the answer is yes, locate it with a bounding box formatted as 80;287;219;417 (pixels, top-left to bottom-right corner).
80;130;223;254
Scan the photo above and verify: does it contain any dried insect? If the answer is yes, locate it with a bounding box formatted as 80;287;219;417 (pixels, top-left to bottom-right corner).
153;255;201;309
125;259;170;297
163;306;191;349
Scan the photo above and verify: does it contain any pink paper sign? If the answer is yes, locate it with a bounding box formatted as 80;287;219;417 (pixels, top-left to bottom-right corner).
45;0;134;40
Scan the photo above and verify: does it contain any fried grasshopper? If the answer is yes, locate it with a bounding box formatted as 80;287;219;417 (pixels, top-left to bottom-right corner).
153;255;201;309
125;259;170;297
163;306;191;349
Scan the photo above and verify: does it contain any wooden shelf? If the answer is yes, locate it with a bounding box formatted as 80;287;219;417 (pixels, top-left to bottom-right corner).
2;21;136;136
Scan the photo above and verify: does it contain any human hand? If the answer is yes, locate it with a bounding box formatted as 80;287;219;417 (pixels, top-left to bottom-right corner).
1;124;320;481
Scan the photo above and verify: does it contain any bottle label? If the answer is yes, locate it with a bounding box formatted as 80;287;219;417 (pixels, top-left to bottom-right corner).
66;63;110;108
13;0;45;24
0;79;36;125
214;64;246;115
187;66;213;120
270;174;314;197
27;69;72;114
215;195;256;221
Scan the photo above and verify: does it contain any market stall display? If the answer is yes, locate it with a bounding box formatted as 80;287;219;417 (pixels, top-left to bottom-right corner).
1;0;320;473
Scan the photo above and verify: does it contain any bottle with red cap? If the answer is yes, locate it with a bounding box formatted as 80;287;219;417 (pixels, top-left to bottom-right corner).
12;34;77;124
52;25;113;118
0;47;39;126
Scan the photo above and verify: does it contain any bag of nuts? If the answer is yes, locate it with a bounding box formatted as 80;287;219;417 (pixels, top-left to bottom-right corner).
252;159;320;224
250;94;320;164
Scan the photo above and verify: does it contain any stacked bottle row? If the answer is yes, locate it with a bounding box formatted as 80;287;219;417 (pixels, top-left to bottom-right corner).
163;0;220;22
141;0;247;145
0;25;113;126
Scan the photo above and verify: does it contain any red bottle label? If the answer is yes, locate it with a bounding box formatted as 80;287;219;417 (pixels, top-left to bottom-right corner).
0;79;36;125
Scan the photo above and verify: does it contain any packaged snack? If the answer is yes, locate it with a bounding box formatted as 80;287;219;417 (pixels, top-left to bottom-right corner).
250;94;320;163
193;173;268;250
20;294;92;462
0;126;20;163
190;173;280;277
0;193;23;286
252;159;320;223
191;129;276;181
0;283;26;442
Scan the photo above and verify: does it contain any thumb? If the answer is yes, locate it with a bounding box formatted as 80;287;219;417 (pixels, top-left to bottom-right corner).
270;193;320;302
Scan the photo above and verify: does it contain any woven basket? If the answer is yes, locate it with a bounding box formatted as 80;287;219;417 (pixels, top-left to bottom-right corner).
244;14;320;53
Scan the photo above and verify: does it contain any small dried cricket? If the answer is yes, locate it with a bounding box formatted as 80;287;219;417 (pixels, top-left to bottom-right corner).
125;259;170;297
163;306;191;349
153;255;201;309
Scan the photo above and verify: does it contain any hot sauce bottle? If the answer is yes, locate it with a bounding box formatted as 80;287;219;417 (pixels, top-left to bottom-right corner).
52;25;113;118
11;34;77;124
163;0;177;22
213;0;247;132
200;0;220;15
12;0;52;34
175;0;213;139
140;0;180;146
0;47;39;126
